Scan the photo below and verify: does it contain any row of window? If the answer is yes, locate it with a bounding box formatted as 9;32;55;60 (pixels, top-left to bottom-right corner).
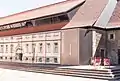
0;14;69;31
0;42;59;53
0;44;13;53
0;32;60;41
38;58;58;63
0;57;58;63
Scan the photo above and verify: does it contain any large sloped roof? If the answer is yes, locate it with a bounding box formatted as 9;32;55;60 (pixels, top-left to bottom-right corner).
107;1;120;28
63;0;117;29
0;0;85;26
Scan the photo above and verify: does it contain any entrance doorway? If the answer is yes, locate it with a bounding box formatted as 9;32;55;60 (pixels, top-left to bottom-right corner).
16;47;23;61
100;49;105;65
19;53;23;61
118;49;120;64
16;53;23;61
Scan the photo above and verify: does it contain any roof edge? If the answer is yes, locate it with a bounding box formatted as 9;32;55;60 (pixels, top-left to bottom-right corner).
94;0;117;28
0;0;81;19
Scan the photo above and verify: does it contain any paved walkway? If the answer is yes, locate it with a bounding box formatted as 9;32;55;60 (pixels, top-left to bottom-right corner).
0;68;108;81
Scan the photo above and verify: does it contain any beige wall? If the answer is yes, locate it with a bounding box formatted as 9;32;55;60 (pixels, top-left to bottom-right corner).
0;31;61;64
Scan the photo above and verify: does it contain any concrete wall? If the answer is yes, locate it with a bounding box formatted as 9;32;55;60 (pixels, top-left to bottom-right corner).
79;28;92;65
0;31;61;64
61;28;93;65
107;30;120;65
78;28;106;65
92;29;106;58
61;28;80;65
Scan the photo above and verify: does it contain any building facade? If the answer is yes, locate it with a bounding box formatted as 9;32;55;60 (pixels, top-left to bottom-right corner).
0;0;120;65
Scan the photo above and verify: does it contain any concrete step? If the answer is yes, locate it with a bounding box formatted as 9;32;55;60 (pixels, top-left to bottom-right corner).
55;68;111;74
30;69;113;80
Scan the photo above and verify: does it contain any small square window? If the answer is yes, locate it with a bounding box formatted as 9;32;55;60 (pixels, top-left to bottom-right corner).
10;57;12;60
109;33;115;40
26;57;28;60
110;34;113;39
46;58;50;62
39;58;42;62
5;57;7;59
0;57;3;59
54;58;58;63
32;57;34;61
15;57;18;60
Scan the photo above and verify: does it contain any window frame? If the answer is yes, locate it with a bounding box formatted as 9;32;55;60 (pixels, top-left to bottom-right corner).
26;44;29;53
39;43;43;53
10;44;14;53
6;45;8;53
46;43;51;53
54;42;58;53
0;45;4;53
108;33;115;40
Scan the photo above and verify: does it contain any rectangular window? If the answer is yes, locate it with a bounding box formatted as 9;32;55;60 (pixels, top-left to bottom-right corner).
46;43;51;53
26;44;29;53
0;45;4;53
35;18;52;26
32;44;36;53
54;43;58;53
100;49;105;58
39;43;42;53
58;15;69;22
11;44;14;53
10;22;22;28
39;58;42;62
52;17;60;23
6;45;8;53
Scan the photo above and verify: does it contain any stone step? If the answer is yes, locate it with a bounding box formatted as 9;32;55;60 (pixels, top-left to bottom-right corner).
55;68;111;74
27;69;113;80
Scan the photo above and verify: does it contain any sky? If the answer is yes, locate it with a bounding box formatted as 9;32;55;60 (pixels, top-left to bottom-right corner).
0;0;66;17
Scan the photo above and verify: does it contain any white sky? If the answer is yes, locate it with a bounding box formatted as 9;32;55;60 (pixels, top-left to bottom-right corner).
0;0;66;17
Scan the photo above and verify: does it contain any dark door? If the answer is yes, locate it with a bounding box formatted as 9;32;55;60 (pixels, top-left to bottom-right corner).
100;49;105;65
19;53;23;61
118;49;120;64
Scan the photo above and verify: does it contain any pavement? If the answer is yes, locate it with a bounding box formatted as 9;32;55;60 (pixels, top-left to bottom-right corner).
0;68;108;81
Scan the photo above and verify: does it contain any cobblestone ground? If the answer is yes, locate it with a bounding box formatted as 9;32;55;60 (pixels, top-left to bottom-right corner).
0;68;109;81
